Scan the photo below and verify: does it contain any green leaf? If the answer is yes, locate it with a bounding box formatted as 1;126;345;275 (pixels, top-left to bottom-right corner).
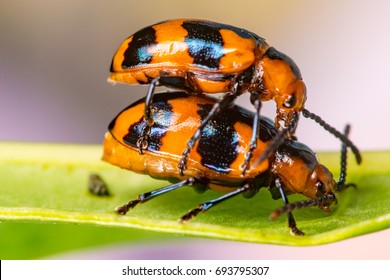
0;142;389;247
0;222;171;259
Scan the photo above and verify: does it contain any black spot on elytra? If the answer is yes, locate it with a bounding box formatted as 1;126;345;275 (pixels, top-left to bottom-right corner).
194;100;280;173
122;101;174;151
182;21;225;70
196;104;239;173
121;26;156;69
276;140;317;169
235;106;278;142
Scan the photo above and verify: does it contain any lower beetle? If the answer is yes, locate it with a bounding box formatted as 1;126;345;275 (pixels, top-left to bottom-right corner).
103;92;357;235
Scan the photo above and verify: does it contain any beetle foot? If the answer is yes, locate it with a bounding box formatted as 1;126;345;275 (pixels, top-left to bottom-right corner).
291;226;305;236
136;137;149;154
136;122;153;154
179;207;202;223
270;209;305;236
178;157;188;176
115;199;140;215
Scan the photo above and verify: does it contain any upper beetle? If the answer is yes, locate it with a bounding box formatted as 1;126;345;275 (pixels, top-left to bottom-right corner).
109;19;361;174
103;92;356;235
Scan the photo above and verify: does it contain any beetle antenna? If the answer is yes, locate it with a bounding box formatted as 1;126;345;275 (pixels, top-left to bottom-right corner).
338;124;350;186
302;109;362;165
336;124;357;192
270;193;337;220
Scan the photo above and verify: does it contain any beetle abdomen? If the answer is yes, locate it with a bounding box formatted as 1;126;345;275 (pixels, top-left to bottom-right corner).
109;19;267;86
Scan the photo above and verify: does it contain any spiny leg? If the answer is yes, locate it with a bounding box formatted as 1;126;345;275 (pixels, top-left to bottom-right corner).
241;93;262;175
137;77;161;154
270;193;338;222
178;92;237;175
273;178;304;236
137;76;194;154
116;177;207;215
253;112;299;168
302;108;362;164
179;183;251;223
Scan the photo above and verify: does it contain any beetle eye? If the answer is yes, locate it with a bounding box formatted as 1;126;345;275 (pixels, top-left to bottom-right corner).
315;181;326;196
283;94;297;108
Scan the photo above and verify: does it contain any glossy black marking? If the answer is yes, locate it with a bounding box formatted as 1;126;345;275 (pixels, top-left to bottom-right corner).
196;104;239;173
276;140;317;169
109;59;115;73
235;65;256;93
182;21;225;70
264;47;302;79
108;116;117;132
121;26;156;69
235;106;278;142
185;20;265;42
108;96;150;132
122;101;174;151
136;77;151;84
157;76;193;91
108;92;191;132
316;181;326;197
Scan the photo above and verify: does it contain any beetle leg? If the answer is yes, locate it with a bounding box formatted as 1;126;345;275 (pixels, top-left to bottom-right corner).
178;92;237;175
179;183;252;223
143;77;160;123
253;112;299;168
270;192;338;222
138;76;195;154
241;93;262;175
302;108;362;164
137;77;161;154
116;177;207;215
272;178;304;236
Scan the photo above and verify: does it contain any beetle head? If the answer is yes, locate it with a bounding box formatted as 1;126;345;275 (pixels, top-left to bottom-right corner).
273;142;337;211
305;164;337;206
261;47;307;127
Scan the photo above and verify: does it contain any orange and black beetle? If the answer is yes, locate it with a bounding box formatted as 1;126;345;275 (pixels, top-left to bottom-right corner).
109;19;305;124
109;19;361;174
102;92;356;235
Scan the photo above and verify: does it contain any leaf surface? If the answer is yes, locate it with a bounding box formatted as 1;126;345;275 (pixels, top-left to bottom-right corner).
0;142;389;246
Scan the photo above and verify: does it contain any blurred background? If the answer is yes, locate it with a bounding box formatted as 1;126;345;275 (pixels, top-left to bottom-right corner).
1;0;389;259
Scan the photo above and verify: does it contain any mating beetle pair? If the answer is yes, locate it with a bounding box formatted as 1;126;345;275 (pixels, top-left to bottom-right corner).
109;19;361;176
104;19;360;235
103;92;356;235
